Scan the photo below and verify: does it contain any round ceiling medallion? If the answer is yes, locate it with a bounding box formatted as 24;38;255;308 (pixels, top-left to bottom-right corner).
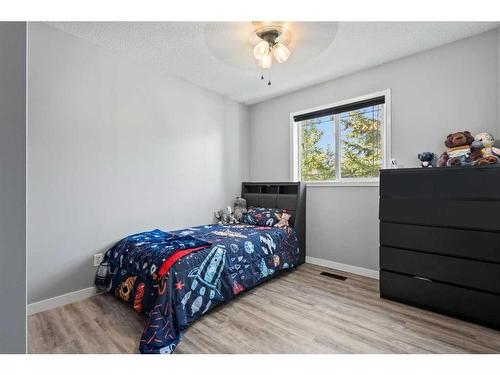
204;22;338;71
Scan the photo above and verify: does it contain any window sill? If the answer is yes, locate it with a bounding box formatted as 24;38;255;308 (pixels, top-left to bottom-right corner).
304;179;379;187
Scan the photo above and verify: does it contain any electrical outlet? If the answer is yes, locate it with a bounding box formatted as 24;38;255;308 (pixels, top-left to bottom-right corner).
93;253;104;266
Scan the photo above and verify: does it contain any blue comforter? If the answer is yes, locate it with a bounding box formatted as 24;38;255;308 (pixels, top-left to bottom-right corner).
95;224;300;354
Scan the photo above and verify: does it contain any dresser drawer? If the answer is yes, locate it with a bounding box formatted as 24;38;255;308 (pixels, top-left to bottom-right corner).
380;198;500;232
380;166;500;200
380;222;500;263
381;246;500;294
380;271;500;329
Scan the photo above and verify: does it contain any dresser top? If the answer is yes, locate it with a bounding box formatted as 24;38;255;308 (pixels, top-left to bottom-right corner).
381;164;500;175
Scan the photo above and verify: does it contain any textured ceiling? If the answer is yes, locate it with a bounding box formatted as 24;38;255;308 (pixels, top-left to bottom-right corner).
47;22;499;105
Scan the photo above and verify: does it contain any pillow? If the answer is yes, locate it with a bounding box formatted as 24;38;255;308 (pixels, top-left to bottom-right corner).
242;207;291;227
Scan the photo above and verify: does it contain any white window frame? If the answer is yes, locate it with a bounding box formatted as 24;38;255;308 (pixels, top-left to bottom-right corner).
290;89;391;187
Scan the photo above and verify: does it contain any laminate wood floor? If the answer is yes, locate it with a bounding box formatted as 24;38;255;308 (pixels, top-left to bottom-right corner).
28;264;500;354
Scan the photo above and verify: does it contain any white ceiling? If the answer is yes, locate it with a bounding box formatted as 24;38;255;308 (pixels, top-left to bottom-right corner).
48;22;499;105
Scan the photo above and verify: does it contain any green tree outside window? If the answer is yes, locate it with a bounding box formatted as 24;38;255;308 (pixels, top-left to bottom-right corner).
299;105;383;181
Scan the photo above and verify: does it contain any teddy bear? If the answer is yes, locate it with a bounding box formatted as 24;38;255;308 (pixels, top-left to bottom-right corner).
474;132;495;148
437;131;499;167
444;131;474;149
445;131;474;161
214;206;238;225
437;130;474;167
233;197;248;222
417;152;435;168
473;133;500;163
473;132;499;166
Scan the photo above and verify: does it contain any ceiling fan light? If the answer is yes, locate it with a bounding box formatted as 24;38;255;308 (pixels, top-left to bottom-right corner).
258;50;272;69
273;42;290;63
253;40;270;60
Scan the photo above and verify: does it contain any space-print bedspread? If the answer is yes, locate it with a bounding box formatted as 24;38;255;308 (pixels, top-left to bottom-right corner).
95;229;212;312
141;224;299;354
95;224;299;354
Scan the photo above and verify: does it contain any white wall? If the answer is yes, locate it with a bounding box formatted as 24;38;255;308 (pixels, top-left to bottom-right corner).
0;22;27;353
249;29;500;272
27;23;250;303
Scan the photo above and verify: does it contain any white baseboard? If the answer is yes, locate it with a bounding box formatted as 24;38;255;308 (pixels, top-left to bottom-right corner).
306;256;379;279
27;259;376;315
27;286;99;315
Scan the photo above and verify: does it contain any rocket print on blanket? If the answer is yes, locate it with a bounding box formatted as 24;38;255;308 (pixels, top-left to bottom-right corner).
181;245;226;315
260;233;276;255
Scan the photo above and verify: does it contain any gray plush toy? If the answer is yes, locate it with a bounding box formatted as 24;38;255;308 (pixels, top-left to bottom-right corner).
233;197;248;222
214;206;238;225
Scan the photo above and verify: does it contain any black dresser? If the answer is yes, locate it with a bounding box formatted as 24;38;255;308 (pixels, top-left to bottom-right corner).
379;165;500;329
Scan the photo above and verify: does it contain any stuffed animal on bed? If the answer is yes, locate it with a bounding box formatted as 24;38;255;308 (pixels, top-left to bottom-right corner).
274;212;291;228
233;197;248;222
214;206;238;225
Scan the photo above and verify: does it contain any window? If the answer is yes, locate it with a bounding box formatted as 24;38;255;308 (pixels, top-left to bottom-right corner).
291;91;390;184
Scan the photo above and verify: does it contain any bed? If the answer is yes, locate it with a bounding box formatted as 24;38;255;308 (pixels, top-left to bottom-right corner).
95;182;306;354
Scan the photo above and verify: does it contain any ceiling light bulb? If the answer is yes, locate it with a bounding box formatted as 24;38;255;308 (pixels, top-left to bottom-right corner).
253;40;270;60
258;50;272;69
273;42;290;63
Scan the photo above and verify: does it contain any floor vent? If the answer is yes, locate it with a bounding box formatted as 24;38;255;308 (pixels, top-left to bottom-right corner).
320;271;347;281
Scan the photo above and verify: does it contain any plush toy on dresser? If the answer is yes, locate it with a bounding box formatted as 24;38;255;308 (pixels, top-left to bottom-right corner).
474;132;500;165
436;130;499;167
437;130;474;167
417;152;435;168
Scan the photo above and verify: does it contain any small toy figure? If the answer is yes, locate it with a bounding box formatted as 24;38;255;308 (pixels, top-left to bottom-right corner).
214;206;238;225
418;152;435;168
390;159;404;169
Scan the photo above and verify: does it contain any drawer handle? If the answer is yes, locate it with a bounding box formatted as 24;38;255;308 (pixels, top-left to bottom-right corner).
413;276;432;282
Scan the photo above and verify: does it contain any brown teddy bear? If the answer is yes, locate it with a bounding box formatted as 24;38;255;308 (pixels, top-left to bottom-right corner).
437;130;499;167
444;131;474;148
437;130;474;167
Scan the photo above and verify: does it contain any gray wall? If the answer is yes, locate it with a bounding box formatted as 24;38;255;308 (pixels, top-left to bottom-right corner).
0;22;27;353
249;29;500;271
27;23;250;303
